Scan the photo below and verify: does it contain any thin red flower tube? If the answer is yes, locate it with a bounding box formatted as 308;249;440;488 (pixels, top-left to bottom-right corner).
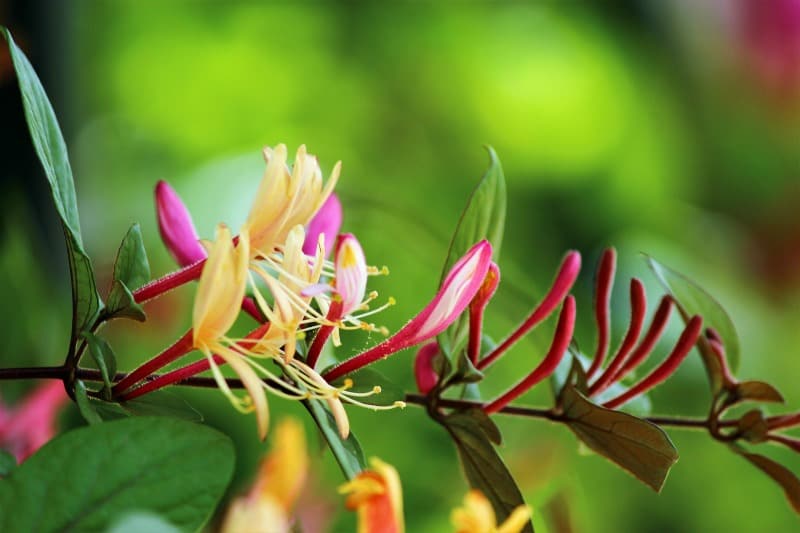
588;278;647;396
112;329;195;396
484;295;576;415
468;262;500;365
587;248;616;378
477;251;581;371
603;315;703;410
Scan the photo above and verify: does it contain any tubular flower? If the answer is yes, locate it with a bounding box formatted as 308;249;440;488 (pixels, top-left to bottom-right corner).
221;418;308;533
339;458;405;533
451;490;531;533
303;192;342;258
244;144;340;259
155;180;207;267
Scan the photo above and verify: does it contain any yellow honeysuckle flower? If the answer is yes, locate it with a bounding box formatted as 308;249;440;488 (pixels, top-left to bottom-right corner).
221;418;308;533
339;457;405;533
451;490;531;533
245;143;340;259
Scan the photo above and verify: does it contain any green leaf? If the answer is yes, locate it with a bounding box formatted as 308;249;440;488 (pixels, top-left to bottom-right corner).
331;368;405;407
108;512;181;533
121;390;203;422
106;281;147;322
560;384;678;492
74;380;103;425
0;417;235;531
730;380;785;405
645;256;740;390
82;332;117;399
444;410;533;533
438;146;506;359
2;28;102;339
304;398;366;479
730;445;800;515
0;451;17;476
113;223;151;290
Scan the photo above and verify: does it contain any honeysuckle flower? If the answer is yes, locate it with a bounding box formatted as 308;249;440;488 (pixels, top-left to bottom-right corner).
221;418;308;533
0;381;68;463
244;144;340;259
303;192;342;258
323;240;493;382
451;490;531;533
155;180;207;267
339;457;404;533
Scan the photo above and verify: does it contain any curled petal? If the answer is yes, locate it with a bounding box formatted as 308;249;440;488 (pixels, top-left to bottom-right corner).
303;193;342;258
323;241;492;382
414;342;440;394
155;180;207;266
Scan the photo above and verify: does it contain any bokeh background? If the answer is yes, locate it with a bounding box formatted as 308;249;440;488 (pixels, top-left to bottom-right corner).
3;1;800;531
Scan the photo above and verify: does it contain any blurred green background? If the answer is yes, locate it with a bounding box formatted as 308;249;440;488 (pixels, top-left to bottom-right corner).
3;1;800;531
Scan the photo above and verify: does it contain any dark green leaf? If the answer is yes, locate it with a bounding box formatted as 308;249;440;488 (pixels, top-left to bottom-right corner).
438;146;506;359
82;332;117;399
0;451;16;476
646;256;739;390
737;409;769;444
106;281;147;322
453;352;486;384
3;28;102;338
731;380;785;405
560;384;678;492
331;368;404;407
108;512;180;533
121;390;203;422
0;417;235;531
304;398;366;479
74;380;102;425
444;410;533;533
730;445;800;515
113;223;150;290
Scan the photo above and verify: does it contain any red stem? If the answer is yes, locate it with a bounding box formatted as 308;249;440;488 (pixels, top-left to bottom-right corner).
477;251;580;371
484;295;576;414
610;295;673;384
766;412;800;431
588;278;646;396
768;434;800;453
587;248;616;378
603;315;703;410
133;260;206;304
112;329;194;396
306;300;344;370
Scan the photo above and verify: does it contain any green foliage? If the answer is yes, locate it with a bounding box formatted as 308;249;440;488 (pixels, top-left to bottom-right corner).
438;146;506;359
0;417;235;532
74;380;103;425
82;332;117;399
443;409;533;533
2;28;102;342
305;399;366;480
0;451;16;477
105;223;150;322
559;384;678;492
646;256;740;391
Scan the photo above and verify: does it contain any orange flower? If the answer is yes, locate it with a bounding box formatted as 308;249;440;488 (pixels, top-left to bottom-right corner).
339;458;404;533
451;490;531;533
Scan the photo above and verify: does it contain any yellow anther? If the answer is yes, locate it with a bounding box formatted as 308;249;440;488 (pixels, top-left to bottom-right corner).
343;378;354;389
387;296;396;306
394;401;407;409
373;386;382;394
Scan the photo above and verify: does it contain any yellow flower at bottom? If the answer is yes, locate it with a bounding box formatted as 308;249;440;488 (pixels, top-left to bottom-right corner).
221;418;308;533
451;490;531;533
339;458;404;533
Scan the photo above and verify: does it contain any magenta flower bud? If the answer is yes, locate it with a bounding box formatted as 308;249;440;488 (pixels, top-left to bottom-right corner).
414;342;440;394
155;180;207;267
0;381;68;462
303;193;342;258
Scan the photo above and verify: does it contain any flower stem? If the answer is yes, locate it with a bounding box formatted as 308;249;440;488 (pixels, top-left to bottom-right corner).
111;329;195;395
133;260;205;304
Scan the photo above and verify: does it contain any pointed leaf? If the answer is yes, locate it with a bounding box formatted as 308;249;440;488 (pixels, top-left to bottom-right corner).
3;28;102;338
646;256;739;390
438;146;506;359
113;223;150;290
106;281;147;322
0;417;235;531
74;380;102;425
731;380;785;405
560;384;678;492
731;445;800;514
444;410;533;533
82;332;117;399
304;398;366;479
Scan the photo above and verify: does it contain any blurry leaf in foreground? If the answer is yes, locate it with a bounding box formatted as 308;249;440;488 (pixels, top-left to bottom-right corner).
560;384;678;492
438;146;506;359
2;28;102;338
0;417;235;531
108;512;180;533
0;451;16;477
645;255;739;390
305;398;366;480
731;445;800;514
443;409;534;533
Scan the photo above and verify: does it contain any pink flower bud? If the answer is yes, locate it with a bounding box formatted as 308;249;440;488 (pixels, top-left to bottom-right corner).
155;180;207;267
334;233;368;316
303;193;342;258
414;342;440;394
0;381;68;462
